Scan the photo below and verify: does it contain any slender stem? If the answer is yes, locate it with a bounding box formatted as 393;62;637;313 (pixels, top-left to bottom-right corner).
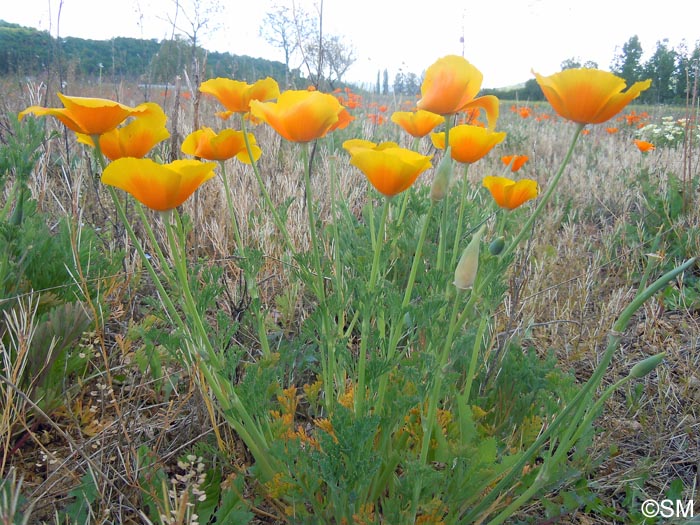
501;124;584;260
463;257;696;523
220;160;270;358
355;198;390;416
450;164;471;270
376;202;435;410
218;160;244;251
106;187;185;333
240;116;295;253
435;116;454;273
411;289;464;521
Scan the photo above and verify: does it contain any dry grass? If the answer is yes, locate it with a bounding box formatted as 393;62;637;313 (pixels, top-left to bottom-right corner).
1;78;699;523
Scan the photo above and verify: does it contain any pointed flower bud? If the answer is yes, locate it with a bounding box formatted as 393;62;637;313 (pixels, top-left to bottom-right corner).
430;147;453;202
628;353;665;379
454;225;485;290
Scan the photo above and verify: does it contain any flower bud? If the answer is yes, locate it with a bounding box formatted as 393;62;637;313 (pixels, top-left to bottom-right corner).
628;352;665;378
489;236;505;256
430;147;453;202
454;225;485;290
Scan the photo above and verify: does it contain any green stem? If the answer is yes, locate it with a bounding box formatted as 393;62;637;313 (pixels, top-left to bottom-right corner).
107;186;185;333
376;202;435;410
240;116;295;254
463;257;696;523
435;116;453;273
356;198;390;416
218;160;244;251
220;160;270;358
162;208;278;481
450;164;471;270
411;288;464;521
501;124;584;260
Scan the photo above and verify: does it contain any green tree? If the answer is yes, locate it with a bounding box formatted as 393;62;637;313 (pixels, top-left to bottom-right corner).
560;57;598;70
382;68;389;95
611;35;644;85
643;39;678;104
675;40;700;103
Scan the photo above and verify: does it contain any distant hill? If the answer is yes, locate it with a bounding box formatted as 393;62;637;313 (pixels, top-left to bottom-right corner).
0;20;291;84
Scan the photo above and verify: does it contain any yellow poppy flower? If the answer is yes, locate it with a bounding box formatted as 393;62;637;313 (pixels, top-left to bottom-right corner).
199;77;280;116
181;127;261;163
77;102;170;160
431;124;505;164
249;90;343;143
342;139;400;156
417;55;499;128
390;110;445;137
348;147;432;197
482;175;539;210
532;68;651;125
101;158;216;211
19;93;148;135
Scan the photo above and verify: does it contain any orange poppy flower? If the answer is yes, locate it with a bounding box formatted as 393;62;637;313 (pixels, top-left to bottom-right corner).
482;175;539;210
431;124;505;164
347;146;432;197
77;102;170;160
249;90;343;142
532;68;651;125
390;110;445;138
634;139;655;152
606;127;619;134
417;55;499;128
501;155;529;172
199;77;280;117
101;158;216;211
181;127;261;163
19;93;148;136
328;108;355;132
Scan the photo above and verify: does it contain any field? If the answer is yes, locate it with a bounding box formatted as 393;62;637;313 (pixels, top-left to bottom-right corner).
1;66;699;525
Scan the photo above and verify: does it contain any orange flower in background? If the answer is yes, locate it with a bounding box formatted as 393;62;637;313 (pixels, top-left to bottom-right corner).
417;55;499;128
634;139;655;152
532;68;651;125
77;102;170;160
101;158;216;211
329;108;355;132
181;127;261;163
606;127;619;134
199;77;280;117
501;155;529;172
19;93;148;135
518;107;532;119
483;175;539;210
249;90;343;142
347;146;432;197
390;110;445;138
431;124;505;164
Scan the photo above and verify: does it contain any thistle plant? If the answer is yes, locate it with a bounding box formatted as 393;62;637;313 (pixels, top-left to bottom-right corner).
16;56;694;525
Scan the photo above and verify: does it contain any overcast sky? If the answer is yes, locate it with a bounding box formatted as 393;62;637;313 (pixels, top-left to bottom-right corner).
2;0;698;88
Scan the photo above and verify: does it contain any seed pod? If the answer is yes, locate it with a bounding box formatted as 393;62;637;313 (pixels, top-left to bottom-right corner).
454;225;485;290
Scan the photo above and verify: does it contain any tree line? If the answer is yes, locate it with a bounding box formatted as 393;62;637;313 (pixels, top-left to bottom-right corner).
0;20;287;85
487;36;700;104
2;19;698;104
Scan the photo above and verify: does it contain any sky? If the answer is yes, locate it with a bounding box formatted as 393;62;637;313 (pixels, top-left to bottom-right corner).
1;0;698;89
